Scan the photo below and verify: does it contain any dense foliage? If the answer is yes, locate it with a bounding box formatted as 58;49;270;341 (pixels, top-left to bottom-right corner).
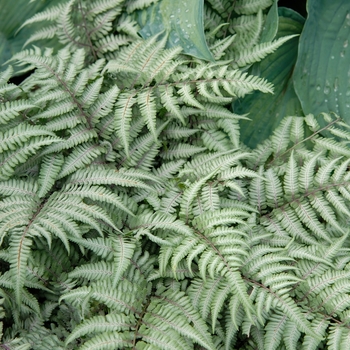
1;0;350;349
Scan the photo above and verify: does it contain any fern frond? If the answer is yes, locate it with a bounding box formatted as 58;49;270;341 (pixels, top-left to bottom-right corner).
117;124;164;169
284;151;299;198
137;89;158;141
66;166;157;190
66;313;135;346
116;14;140;38
58;143;106;179
234;0;273;15
314;157;342;186
200;183;221;212
264;312;287;350
68;236;113;260
131;212;193;237
161;143;206;160
143;288;216;350
181;150;251;178
274;293;320;339
42;126;98;155
33;216;70;252
294;202;333;243
44;112;82;132
126;0;158;12
17;3;67;32
283;319;301;350
159;85;185;124
0;136;61;181
115;92;136;157
299;152;320;191
0;101;37;124
61;184;135;217
69;261;113;280
78;332;133;350
56;0;78;46
211;35;237;60
206;0;234;16
8;233;34;306
110;235;136;287
194;208;250;229
178;84;204;109
265;169;283;208
0;65;14;85
23;26;57;48
0;179;38;197
87;0;124;15
162;124;199;140
96;34;131;55
37;153;64;198
270;116;294;155
233;35;298;68
310;194;344;233
180;169;220;220
236;10;264;50
301;317;328;349
314;138;350;157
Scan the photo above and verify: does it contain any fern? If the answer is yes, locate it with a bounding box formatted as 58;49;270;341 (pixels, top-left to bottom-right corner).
3;1;350;349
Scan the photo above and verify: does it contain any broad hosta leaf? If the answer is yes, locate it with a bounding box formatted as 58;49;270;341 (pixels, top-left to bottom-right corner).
0;32;13;68
260;0;279;43
294;0;350;122
137;0;214;61
235;8;304;148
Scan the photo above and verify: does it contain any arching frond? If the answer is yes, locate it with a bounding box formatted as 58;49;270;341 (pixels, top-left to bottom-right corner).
234;0;273;15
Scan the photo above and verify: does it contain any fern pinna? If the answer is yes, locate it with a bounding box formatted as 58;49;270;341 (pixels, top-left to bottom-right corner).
1;0;350;349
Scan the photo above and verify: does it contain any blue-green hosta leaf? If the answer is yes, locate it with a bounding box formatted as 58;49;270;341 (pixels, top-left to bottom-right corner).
260;0;279;43
0;32;12;68
294;0;350;123
235;8;304;148
137;0;214;61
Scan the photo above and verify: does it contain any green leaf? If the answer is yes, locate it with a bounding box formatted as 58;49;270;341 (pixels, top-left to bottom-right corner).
260;0;279;43
294;0;350;122
235;8;305;148
137;0;214;61
0;32;12;68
